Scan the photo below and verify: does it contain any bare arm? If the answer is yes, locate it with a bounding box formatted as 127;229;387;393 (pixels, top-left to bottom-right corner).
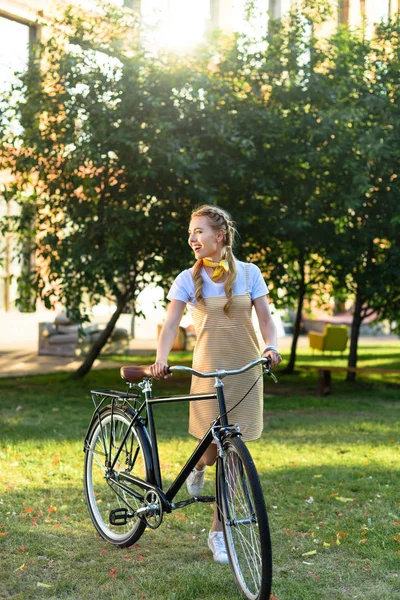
253;295;281;368
150;299;186;379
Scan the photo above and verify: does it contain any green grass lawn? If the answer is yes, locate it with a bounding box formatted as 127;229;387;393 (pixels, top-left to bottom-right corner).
0;341;399;600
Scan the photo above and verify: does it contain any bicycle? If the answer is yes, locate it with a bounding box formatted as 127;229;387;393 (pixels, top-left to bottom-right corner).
83;357;277;600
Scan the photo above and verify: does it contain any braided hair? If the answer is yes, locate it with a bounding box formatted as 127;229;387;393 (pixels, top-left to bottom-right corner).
191;205;237;315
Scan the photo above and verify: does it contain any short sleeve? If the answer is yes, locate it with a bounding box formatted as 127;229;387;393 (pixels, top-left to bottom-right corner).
166;270;194;304
249;264;269;300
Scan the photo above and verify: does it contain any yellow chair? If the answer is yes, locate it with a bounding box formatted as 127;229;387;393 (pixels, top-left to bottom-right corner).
308;324;349;353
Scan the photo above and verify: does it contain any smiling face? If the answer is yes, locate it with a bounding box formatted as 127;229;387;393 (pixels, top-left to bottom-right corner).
188;215;224;261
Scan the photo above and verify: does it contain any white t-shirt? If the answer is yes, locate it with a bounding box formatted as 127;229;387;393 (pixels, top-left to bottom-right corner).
167;260;269;307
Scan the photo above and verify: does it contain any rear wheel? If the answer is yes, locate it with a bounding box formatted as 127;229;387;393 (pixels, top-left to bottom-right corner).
84;407;150;547
217;437;272;600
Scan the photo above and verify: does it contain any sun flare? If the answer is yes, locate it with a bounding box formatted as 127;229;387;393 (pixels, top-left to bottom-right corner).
144;0;210;51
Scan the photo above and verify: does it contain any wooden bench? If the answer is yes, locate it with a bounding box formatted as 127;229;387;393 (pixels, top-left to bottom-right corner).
299;365;400;396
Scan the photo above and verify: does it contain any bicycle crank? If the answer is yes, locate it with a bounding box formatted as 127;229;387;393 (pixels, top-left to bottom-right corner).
135;489;163;529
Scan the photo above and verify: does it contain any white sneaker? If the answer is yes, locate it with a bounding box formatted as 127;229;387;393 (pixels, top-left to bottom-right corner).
208;531;229;564
186;466;206;496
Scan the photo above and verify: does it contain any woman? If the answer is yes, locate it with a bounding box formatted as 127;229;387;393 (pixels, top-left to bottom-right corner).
150;204;281;564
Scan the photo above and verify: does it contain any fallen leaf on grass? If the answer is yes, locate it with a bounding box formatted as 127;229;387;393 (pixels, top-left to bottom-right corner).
302;550;317;557
37;582;53;588
323;542;330;548
19;546;27;552
285;529;293;536
109;568;117;580
14;564;26;572
24;508;34;513
0;532;8;537
335;497;355;503
270;595;280;600
48;507;57;513
336;532;347;546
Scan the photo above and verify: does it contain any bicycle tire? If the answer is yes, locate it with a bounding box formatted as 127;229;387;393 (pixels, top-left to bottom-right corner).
84;406;151;547
217;436;272;600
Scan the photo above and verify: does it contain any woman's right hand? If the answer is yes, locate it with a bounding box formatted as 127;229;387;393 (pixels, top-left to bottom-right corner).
150;360;170;380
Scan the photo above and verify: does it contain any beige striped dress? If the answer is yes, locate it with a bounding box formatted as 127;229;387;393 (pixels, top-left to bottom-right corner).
189;266;264;442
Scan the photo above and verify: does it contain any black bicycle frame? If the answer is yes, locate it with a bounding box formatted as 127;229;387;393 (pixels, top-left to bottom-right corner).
111;377;232;506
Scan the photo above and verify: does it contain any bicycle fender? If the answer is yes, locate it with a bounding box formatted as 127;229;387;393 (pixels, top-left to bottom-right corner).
219;427;242;444
83;407;155;485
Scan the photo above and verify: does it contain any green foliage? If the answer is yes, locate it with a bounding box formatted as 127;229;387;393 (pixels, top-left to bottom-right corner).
0;3;199;373
199;5;400;371
320;22;400;321
1;0;399;378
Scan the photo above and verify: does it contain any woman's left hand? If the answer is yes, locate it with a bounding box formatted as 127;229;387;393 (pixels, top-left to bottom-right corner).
262;349;282;369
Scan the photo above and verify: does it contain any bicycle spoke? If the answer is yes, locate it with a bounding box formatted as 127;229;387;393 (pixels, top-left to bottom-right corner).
84;409;149;546
219;437;272;600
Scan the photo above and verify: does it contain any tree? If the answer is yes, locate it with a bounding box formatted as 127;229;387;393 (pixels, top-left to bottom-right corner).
2;0;399;382
225;2;339;373
225;6;400;375
0;3;197;377
319;20;400;378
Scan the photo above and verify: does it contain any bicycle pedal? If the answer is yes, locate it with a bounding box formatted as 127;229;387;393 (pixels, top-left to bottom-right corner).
196;495;215;503
109;508;132;526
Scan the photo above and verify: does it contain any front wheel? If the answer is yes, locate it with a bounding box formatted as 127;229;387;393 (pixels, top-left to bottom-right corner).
84;407;151;547
217;437;272;600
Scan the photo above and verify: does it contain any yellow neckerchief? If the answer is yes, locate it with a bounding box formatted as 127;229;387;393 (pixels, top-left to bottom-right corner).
203;258;229;282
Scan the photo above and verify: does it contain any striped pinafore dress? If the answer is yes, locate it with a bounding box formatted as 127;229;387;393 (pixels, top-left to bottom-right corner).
189;265;264;442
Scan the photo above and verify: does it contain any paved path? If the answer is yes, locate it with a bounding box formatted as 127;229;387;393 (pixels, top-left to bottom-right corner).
0;335;396;379
0;335;301;379
0;338;157;379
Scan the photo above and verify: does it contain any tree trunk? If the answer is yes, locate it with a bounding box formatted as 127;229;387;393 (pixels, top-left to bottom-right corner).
72;292;130;378
130;299;135;338
346;287;363;382
283;257;306;374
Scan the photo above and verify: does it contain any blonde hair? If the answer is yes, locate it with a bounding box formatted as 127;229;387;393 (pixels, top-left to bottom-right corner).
191;204;237;314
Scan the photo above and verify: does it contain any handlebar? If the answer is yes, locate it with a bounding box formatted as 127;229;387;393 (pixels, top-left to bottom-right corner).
168;357;272;379
120;357;277;384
